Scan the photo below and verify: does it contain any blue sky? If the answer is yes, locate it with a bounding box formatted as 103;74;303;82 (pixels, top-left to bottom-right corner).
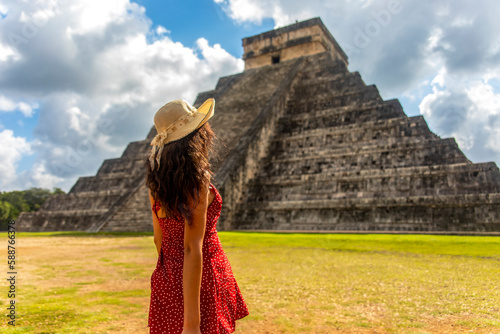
1;0;500;192
135;0;275;58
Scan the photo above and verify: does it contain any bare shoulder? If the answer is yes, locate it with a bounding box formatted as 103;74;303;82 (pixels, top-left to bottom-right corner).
196;172;214;209
148;188;155;204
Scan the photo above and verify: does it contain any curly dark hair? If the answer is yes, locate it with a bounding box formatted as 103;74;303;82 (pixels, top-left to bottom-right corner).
145;122;217;226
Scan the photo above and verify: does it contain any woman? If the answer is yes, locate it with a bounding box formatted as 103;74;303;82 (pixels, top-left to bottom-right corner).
145;98;249;334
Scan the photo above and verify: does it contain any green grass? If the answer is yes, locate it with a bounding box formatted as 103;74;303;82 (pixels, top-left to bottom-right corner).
218;231;500;258
1;231;499;333
15;231;153;237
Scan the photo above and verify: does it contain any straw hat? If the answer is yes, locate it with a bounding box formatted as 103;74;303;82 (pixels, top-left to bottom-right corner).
149;98;215;170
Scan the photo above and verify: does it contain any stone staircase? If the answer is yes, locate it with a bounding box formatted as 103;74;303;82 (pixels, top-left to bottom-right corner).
17;56;300;232
231;53;500;231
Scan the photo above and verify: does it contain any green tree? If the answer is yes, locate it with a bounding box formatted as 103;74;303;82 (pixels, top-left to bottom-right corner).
22;188;53;211
0;201;14;221
53;187;65;195
0;200;16;230
0;187;66;230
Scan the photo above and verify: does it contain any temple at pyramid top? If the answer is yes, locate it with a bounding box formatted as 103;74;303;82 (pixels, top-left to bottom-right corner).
17;17;500;233
242;17;348;70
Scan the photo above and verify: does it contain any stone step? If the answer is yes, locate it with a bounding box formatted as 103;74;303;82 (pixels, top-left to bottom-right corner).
96;156;146;176
17;210;106;232
268;137;463;163
259;138;469;176
292;71;367;97
194;72;244;105
253;162;500;185
284;97;400;115
40;191;124;211
280;101;404;135
272;135;431;160
100;212;153;232
289;84;383;106
297;69;350;87
299;56;349;81
69;172;141;193
245;162;500;201
219;59;296;105
121;140;150;158
271;116;435;155
235;192;500;210
232;193;500;232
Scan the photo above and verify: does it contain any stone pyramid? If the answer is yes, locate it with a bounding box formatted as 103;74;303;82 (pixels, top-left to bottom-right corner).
18;17;500;232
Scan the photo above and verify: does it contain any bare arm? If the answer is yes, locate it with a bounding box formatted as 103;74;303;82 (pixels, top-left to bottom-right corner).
148;189;163;256
182;179;209;332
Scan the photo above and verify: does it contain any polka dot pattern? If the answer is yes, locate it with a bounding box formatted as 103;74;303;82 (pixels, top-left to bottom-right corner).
148;183;250;333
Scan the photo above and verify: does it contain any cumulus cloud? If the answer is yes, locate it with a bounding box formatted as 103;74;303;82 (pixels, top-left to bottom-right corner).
419;84;474;149
0;0;244;191
0;95;37;116
214;0;500;166
418;70;500;163
215;0;267;24
0;130;32;189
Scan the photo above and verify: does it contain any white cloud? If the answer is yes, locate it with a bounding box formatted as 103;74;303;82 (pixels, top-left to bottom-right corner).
0;0;244;191
216;0;266;24
29;162;66;190
0;42;18;61
0;3;7;16
466;81;500;153
66;106;90;134
419;71;500;163
467;81;500;117
69;0;140;35
0;130;32;190
156;25;169;35
0;95;37;117
431;67;446;88
196;37;244;75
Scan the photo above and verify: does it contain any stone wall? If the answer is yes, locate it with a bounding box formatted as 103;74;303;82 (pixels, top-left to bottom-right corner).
243;17;348;70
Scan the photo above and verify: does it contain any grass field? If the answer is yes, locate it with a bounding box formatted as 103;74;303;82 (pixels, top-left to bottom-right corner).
1;231;499;333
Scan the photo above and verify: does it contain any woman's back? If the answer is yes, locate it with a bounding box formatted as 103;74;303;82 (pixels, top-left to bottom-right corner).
148;182;249;333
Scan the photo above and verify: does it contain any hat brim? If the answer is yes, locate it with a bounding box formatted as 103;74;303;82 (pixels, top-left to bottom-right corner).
151;98;215;146
195;98;215;130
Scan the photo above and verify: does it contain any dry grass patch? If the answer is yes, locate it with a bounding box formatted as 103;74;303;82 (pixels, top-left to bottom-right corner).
0;231;498;333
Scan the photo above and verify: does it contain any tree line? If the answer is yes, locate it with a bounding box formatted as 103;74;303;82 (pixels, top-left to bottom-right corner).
0;188;65;231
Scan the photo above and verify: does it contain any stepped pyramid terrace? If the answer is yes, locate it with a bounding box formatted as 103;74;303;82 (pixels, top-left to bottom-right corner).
18;18;500;233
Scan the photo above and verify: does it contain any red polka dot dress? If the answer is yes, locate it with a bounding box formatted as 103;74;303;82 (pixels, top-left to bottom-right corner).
148;182;249;333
